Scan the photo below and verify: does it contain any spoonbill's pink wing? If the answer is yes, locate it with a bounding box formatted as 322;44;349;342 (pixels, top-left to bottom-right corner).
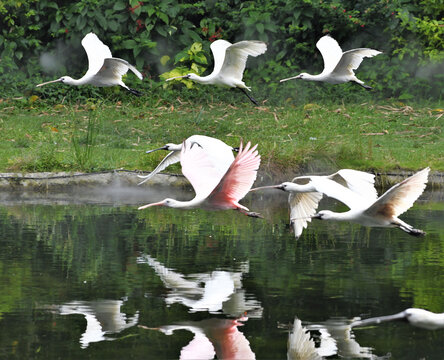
180;141;228;201
364;167;429;219
81;33;112;77
209;40;232;77
180;332;215;360
207;141;260;208
289;192;324;238
316;35;343;75
333;48;381;76
219;41;267;82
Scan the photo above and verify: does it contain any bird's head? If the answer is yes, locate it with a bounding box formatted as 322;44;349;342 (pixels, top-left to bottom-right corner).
165;74;194;82
250;182;290;192
138;198;178;210
294;73;309;80
145;143;178;154
36;76;73;87
311;210;334;220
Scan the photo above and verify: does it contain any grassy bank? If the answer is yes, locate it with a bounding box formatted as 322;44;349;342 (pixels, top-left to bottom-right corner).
0;96;442;177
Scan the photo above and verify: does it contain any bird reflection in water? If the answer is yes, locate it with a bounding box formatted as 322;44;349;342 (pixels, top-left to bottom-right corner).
137;254;263;317
286;316;389;359
56;299;139;348
140;316;255;360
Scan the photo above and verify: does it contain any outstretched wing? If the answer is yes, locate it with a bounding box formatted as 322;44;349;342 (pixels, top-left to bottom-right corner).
209;40;232;76
95;58;143;83
364;167;429;218
289;192;324;238
138;151;181;185
81;33;112;77
333;48;381;76
207;141;261;207
316;35;343;75
180;141;228;201
219;41;267;81
329;169;378;202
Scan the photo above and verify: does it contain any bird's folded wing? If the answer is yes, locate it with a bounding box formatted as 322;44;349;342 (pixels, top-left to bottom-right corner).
289;192;324;238
220;41;267;81
333;48;381;76
81;33;112;77
330;169;378;201
180;142;229;201
208;142;260;205
316;35;343;75
364;167;429;218
138;151;181;185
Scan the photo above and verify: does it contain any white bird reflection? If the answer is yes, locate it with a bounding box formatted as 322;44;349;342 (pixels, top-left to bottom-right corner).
287;317;387;359
140;316;255;360
57;300;139;348
137;254;263;317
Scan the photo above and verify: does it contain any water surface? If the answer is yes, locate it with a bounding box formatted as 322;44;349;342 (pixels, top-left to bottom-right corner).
0;187;443;359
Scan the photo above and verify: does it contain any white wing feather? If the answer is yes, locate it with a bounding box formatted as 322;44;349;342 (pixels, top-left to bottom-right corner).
333;48;382;76
209;40;232;77
330;169;378;202
316;35;343;75
289;192;324;238
81;33;112;77
365;167;429;218
138;151;181;185
219;41;267;81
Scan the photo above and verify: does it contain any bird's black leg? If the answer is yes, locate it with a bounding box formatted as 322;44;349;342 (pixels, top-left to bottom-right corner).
237;87;259;106
237;208;263;218
127;87;143;96
352;81;372;91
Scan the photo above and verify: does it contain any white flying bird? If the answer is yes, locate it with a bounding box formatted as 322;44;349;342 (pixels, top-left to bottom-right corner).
312;167;430;236
280;35;381;90
250;169;377;238
138;140;261;217
36;32;143;95
138;135;237;185
166;39;267;105
351;308;444;330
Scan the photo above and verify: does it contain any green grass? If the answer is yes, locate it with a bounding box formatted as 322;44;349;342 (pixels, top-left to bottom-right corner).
0;95;442;175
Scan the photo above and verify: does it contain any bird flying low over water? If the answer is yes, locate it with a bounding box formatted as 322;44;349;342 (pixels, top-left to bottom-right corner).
351;308;444;330
138;135;237;185
138;140;262;217
36;32;143;95
280;35;381;90
166;39;267;105
250;169;377;238
312;167;430;236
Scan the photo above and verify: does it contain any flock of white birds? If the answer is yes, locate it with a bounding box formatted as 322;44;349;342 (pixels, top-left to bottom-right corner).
35;33;440;334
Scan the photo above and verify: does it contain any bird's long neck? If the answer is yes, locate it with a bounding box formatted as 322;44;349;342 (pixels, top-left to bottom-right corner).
189;74;215;85
285;182;317;193
167;198;203;209
324;211;356;222
303;73;325;82
64;77;86;86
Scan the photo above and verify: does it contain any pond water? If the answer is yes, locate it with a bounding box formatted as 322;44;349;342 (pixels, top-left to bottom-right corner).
0;186;443;359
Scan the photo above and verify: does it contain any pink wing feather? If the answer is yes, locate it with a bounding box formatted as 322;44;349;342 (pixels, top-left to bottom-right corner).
207;141;261;208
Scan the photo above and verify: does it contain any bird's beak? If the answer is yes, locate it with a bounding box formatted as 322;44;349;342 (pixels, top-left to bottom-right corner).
279;75;302;83
311;213;322;219
145;145;168;154
138;201;165;210
36;78;63;87
250;184;284;192
165;75;190;81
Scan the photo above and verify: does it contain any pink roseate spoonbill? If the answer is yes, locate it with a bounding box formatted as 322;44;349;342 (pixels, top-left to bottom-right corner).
250;169;377;238
280;35;381;90
138;135;237;185
312;167;430;236
36;32;143;95
351;308;444;330
138;140;261;217
166;39;267;105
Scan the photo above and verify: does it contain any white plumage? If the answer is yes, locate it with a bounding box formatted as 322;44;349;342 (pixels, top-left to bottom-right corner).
280;35;381;90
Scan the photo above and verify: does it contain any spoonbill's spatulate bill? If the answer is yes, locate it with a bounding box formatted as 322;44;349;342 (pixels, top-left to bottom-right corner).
138;135;237;185
36;32;143;95
138;140;261;217
166;39;267;105
351;308;444;330
312;167;430;236
280;35;381;90
250;169;377;237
